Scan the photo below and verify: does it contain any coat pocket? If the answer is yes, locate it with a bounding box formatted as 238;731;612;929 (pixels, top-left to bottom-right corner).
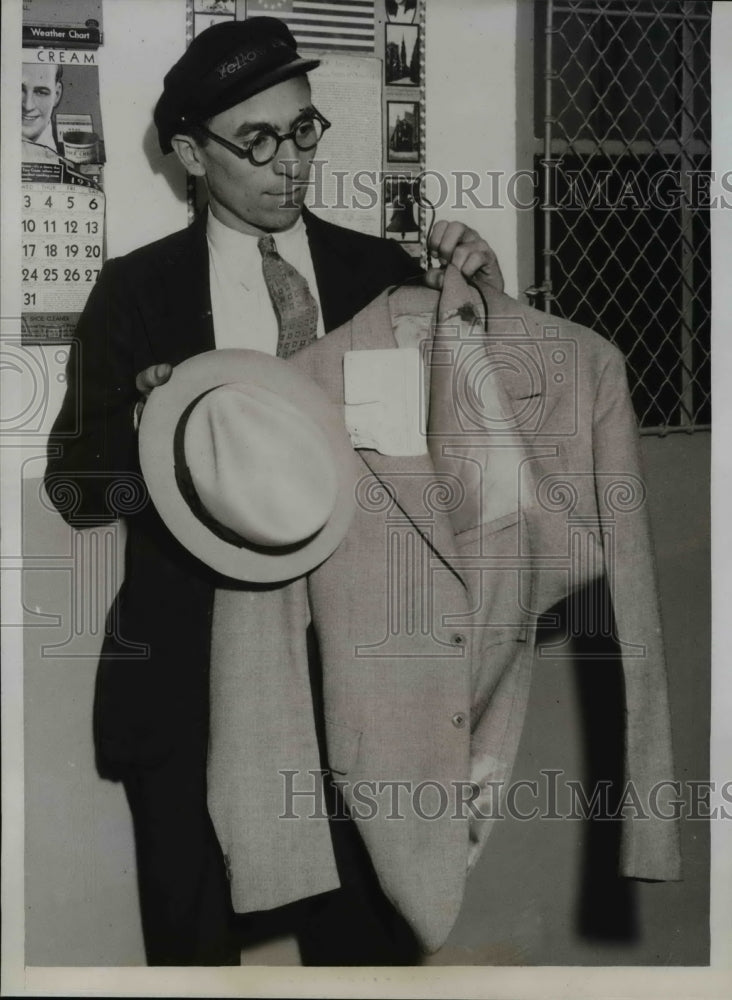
454;511;521;557
453;512;532;649
324;715;362;776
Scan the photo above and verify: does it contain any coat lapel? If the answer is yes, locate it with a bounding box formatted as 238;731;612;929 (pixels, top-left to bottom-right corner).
148;212;215;366
304;208;391;333
349;280;553;579
347;289;466;583
481;286;566;428
343;279;560;582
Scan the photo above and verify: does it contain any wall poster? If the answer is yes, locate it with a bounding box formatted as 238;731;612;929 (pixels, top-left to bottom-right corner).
21;0;106;343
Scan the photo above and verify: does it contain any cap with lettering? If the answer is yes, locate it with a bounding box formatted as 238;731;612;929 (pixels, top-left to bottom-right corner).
154;17;321;154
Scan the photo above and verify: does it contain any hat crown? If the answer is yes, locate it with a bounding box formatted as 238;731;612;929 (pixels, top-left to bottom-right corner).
183;382;338;548
162;17;295;91
139;348;356;583
153;17;321;153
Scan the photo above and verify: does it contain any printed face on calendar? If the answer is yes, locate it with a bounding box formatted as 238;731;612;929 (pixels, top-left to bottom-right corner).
22;63;62;145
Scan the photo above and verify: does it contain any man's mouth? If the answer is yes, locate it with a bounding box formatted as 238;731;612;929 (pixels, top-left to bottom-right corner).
268;186;305;199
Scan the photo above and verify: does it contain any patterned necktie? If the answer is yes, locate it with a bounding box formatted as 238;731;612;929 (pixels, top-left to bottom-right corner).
258;234;319;358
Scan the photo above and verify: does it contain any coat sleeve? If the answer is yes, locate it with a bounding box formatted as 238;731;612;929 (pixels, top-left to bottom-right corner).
592;346;682;881
44;258;146;528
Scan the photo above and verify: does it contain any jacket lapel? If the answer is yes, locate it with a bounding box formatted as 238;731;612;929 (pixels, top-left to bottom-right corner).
348;282;555;581
304;208;388;333
148;212;215;366
480;286;563;428
347;289;466;583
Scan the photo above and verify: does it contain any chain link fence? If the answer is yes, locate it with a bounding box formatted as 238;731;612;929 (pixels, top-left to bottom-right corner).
529;0;711;432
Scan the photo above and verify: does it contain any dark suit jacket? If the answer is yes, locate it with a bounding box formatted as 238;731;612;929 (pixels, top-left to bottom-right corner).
45;207;421;774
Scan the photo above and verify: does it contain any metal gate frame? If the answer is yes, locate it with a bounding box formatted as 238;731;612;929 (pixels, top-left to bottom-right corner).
530;0;711;434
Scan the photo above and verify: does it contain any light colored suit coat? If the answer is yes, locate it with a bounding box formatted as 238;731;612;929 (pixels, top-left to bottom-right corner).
288;277;681;953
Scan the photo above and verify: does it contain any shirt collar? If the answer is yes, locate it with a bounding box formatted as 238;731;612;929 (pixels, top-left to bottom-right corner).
34;122;57;153
206;207;307;261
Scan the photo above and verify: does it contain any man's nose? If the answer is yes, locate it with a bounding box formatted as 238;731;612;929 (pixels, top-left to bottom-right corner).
273;138;305;177
22;87;35;112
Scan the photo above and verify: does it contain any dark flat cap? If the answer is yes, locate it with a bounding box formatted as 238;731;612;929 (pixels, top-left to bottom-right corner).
154;17;320;154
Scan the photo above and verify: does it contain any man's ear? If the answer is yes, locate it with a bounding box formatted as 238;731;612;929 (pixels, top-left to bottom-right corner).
54;82;63;109
170;133;207;177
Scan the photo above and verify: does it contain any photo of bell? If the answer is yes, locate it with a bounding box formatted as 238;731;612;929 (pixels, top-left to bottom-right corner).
385;178;419;238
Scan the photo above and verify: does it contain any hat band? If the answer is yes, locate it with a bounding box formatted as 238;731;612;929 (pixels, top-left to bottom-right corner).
172;388;322;556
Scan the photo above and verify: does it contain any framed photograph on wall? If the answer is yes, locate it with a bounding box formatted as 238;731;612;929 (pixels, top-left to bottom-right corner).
386;100;419;163
194;0;235;13
385;23;420;86
194;12;234;36
383;174;420;243
386;0;417;24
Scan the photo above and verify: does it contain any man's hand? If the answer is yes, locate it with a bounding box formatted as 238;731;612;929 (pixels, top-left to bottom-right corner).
134;363;172;426
425;220;504;295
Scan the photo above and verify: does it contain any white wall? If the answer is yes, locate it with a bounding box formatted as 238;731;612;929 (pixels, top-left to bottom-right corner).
101;0;188;256
425;0;520;296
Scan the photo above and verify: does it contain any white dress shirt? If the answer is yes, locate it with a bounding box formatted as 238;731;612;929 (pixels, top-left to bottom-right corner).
207;207;325;353
22;123;59;162
35;121;58;151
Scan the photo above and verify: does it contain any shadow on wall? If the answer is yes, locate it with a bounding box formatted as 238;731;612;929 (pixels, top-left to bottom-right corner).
548;588;639;944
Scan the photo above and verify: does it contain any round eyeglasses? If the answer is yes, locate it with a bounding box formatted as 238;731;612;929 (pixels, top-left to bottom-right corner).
189;109;331;166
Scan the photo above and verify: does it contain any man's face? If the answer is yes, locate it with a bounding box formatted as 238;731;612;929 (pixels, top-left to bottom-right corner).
22;64;61;142
193;75;317;235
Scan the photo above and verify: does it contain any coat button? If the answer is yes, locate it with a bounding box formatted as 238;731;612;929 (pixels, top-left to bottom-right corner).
451;633;466;646
452;712;467;728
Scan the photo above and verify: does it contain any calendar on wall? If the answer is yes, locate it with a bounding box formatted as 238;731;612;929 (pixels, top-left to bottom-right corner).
21;182;105;341
21;0;106;343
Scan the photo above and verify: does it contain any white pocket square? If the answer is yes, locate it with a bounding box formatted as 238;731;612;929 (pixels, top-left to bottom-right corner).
343;348;427;456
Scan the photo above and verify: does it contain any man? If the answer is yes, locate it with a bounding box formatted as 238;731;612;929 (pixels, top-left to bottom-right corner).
45;17;503;966
22;62;62;158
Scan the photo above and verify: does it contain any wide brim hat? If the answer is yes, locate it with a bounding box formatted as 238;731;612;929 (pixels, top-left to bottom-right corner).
139;349;356;583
